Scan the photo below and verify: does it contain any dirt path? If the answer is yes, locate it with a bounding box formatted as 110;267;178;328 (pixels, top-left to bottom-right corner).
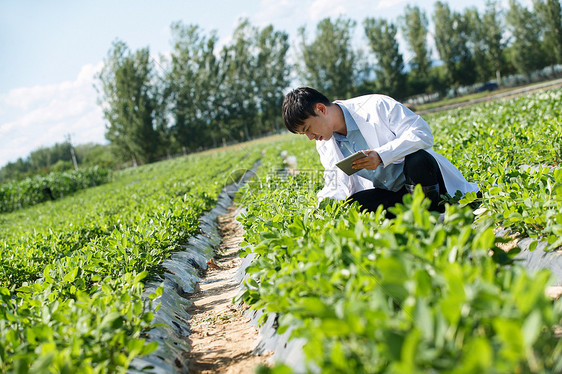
186;205;271;373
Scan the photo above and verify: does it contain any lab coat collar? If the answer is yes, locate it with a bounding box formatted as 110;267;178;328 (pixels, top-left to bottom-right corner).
334;100;381;151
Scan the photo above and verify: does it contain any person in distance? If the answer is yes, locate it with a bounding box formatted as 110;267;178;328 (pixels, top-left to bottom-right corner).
281;87;479;213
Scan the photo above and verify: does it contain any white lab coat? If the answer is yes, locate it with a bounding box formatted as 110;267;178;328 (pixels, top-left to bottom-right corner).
316;94;479;201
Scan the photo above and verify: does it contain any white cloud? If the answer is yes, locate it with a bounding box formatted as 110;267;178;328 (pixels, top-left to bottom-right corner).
2;63;103;111
254;0;300;26
0;63;107;168
3;85;57;111
376;0;409;10
308;0;348;22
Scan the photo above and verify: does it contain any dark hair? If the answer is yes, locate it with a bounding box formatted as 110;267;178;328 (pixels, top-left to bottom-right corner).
282;87;331;133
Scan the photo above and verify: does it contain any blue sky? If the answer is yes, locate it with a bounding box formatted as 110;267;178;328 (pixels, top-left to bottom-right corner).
1;0;515;168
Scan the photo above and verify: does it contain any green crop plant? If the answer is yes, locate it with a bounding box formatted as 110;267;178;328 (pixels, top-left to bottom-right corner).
427;90;562;249
0;144;266;372
237;90;562;373
0;167;112;213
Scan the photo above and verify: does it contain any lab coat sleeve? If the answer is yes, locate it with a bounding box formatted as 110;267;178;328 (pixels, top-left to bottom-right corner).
317;168;350;202
315;140;353;202
372;97;434;167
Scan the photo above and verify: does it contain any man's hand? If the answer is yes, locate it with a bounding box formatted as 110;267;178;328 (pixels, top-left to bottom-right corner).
352;150;382;171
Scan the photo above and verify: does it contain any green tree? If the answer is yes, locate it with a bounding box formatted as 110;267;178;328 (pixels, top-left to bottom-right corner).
166;22;222;152
166;20;288;149
363;18;406;99
433;1;475;90
0;158;29;182
506;0;546;79
255;25;290;134
220;19;259;141
197;34;227;149
28;142;73;172
96;40;162;165
298;17;357;100
534;0;562;66
482;0;507;85
0;141;103;182
464;7;491;83
400;5;431;94
74;143;119;168
151;60;171;159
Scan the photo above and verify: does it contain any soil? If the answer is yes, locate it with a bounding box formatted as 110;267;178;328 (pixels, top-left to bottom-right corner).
186;205;271;373
493;227;519;253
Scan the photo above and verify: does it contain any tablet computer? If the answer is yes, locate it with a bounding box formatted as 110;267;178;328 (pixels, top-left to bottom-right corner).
335;151;367;176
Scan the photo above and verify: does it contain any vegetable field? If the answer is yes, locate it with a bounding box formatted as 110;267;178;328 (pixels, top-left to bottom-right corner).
0;89;561;373
0;167;111;214
236;90;562;373
0;146;263;372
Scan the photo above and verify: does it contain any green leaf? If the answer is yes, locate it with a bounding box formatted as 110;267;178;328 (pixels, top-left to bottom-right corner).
472;228;495;250
415;298;433;340
414;270;432;298
401;328;421;369
493;318;524;361
456;337;492;372
62;267;79;283
133;270;148;283
246;278;259;288
100;312;124;329
330;341;347;369
127;338;145;355
354;216;364;237
320;319;351;337
459;191;477;206
141;341;159;355
522;310;542;348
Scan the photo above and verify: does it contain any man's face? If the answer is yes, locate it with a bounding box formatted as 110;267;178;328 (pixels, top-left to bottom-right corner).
296;105;333;142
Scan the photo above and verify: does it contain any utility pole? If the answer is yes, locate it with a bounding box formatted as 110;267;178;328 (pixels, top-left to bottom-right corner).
66;134;79;170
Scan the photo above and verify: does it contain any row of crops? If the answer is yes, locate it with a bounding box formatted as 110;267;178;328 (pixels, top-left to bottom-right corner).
0;166;111;213
0;89;560;372
236;90;562;372
0;145;266;372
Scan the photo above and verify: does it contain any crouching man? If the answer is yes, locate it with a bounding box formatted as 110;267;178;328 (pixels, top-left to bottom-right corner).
281;87;479;212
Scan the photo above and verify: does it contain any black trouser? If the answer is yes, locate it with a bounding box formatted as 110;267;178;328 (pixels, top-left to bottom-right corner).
347;149;446;213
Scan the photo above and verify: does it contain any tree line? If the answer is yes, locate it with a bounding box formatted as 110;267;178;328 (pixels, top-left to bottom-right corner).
2;0;561;180
0;142;117;182
96;0;562;166
95;20;290;166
